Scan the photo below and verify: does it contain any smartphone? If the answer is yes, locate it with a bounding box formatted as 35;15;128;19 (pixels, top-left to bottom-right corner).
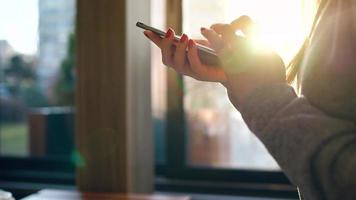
136;22;220;66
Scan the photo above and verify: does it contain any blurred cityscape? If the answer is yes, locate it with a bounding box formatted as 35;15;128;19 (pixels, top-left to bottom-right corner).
37;0;75;93
0;0;75;101
0;0;76;157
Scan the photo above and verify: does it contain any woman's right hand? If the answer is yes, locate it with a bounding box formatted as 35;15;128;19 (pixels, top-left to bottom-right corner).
144;29;228;83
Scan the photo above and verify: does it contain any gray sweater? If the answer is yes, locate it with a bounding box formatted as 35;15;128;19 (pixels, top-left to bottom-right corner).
239;1;356;199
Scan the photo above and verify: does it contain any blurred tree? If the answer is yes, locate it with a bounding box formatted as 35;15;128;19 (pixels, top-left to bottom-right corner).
19;80;48;107
1;55;47;122
54;33;75;106
0;62;4;82
4;55;36;97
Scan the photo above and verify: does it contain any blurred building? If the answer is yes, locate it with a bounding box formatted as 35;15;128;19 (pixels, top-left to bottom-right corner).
0;40;14;70
0;40;14;83
37;0;75;90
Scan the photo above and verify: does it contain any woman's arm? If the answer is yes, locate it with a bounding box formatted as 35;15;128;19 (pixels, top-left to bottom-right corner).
223;4;356;198
143;12;356;199
239;83;356;200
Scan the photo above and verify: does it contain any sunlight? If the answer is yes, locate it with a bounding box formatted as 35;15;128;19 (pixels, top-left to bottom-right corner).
226;0;317;63
181;0;319;170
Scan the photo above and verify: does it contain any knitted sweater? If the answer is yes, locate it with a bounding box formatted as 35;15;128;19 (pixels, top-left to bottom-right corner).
239;1;356;199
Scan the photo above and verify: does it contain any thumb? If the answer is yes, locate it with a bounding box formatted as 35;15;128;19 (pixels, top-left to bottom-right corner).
230;15;256;38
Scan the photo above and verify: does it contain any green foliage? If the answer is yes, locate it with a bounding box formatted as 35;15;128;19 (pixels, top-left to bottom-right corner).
4;55;37;97
0;122;28;156
54;33;75;106
5;55;36;79
19;80;48;107
2;55;48;108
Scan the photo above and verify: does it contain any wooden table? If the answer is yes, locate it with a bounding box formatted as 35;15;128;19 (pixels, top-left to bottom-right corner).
22;189;190;200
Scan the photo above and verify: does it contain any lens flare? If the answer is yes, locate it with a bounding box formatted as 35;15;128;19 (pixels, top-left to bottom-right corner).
226;0;317;63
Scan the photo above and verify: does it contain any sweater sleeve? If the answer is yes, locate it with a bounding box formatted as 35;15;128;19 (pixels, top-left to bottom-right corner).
239;84;356;200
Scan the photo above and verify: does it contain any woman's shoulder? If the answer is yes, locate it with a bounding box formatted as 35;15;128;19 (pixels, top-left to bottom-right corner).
300;0;356;121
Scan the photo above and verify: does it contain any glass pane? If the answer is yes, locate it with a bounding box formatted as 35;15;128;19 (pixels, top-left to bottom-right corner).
183;0;316;170
0;0;76;159
151;0;167;165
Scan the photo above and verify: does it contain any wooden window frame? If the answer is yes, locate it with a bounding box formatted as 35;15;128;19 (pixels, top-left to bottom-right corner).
0;0;299;198
156;0;299;198
0;0;153;195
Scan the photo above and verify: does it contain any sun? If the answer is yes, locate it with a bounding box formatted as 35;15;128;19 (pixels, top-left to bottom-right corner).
226;0;317;63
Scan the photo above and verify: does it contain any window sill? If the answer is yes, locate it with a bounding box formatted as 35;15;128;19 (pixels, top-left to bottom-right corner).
155;177;298;199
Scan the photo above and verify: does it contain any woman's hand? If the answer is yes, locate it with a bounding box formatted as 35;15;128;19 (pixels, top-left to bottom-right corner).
144;29;228;82
144;16;286;109
207;16;286;108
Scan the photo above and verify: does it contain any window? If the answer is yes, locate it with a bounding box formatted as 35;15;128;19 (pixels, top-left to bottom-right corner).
183;0;317;170
151;0;168;166
0;0;76;184
152;0;317;197
0;0;317;197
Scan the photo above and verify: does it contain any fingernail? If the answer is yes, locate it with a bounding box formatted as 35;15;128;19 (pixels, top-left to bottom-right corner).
165;28;173;38
200;27;206;32
188;39;195;48
180;34;188;43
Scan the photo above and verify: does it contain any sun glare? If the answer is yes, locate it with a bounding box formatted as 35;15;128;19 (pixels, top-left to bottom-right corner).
226;0;317;63
181;0;320;170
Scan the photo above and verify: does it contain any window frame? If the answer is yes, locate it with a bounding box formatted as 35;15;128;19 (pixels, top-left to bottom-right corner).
0;156;74;185
1;0;154;194
0;0;76;189
155;0;298;198
0;0;298;198
154;73;297;198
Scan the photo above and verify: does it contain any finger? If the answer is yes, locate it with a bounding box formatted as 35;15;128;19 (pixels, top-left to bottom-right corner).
187;39;227;82
144;30;162;47
161;28;175;66
230;15;255;37
200;28;225;52
210;23;236;44
194;39;211;47
173;34;191;74
210;23;227;32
